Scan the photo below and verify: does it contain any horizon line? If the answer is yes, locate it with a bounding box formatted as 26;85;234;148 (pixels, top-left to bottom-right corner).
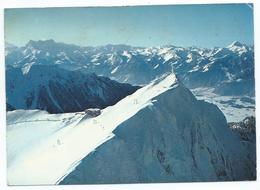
5;39;254;49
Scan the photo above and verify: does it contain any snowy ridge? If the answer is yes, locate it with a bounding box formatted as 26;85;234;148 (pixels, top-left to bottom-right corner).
60;74;255;184
5;40;255;184
7;73;178;185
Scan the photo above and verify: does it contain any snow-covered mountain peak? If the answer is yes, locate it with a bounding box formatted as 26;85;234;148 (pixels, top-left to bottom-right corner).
226;41;248;55
24;39;80;55
228;41;244;48
149;72;178;88
6;65;255;185
6;71;179;185
5;40;254;96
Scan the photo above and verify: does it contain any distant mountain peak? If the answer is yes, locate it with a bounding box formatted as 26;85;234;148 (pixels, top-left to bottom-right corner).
28;39;55;44
26;39;56;47
5;40;254;97
228;41;244;48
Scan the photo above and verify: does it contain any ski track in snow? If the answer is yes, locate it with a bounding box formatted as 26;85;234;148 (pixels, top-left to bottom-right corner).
7;74;178;185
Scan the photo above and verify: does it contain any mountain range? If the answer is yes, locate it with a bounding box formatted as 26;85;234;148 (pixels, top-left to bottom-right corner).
5;40;255;97
5;40;255;185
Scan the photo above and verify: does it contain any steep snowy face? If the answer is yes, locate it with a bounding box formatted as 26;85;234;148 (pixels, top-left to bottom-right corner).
6;40;254;96
6;65;139;113
6;73;255;185
7;73;179;185
60;76;255;184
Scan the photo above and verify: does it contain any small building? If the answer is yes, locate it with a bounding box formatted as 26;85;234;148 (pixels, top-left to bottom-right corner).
84;108;101;117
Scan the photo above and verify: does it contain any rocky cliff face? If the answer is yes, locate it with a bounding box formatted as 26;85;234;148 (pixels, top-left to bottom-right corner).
229;116;256;143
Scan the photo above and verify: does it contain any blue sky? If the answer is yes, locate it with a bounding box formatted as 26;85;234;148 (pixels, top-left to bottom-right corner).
5;4;254;48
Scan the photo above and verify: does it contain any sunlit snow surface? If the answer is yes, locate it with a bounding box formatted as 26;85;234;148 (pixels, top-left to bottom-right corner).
191;88;255;122
7;74;178;185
